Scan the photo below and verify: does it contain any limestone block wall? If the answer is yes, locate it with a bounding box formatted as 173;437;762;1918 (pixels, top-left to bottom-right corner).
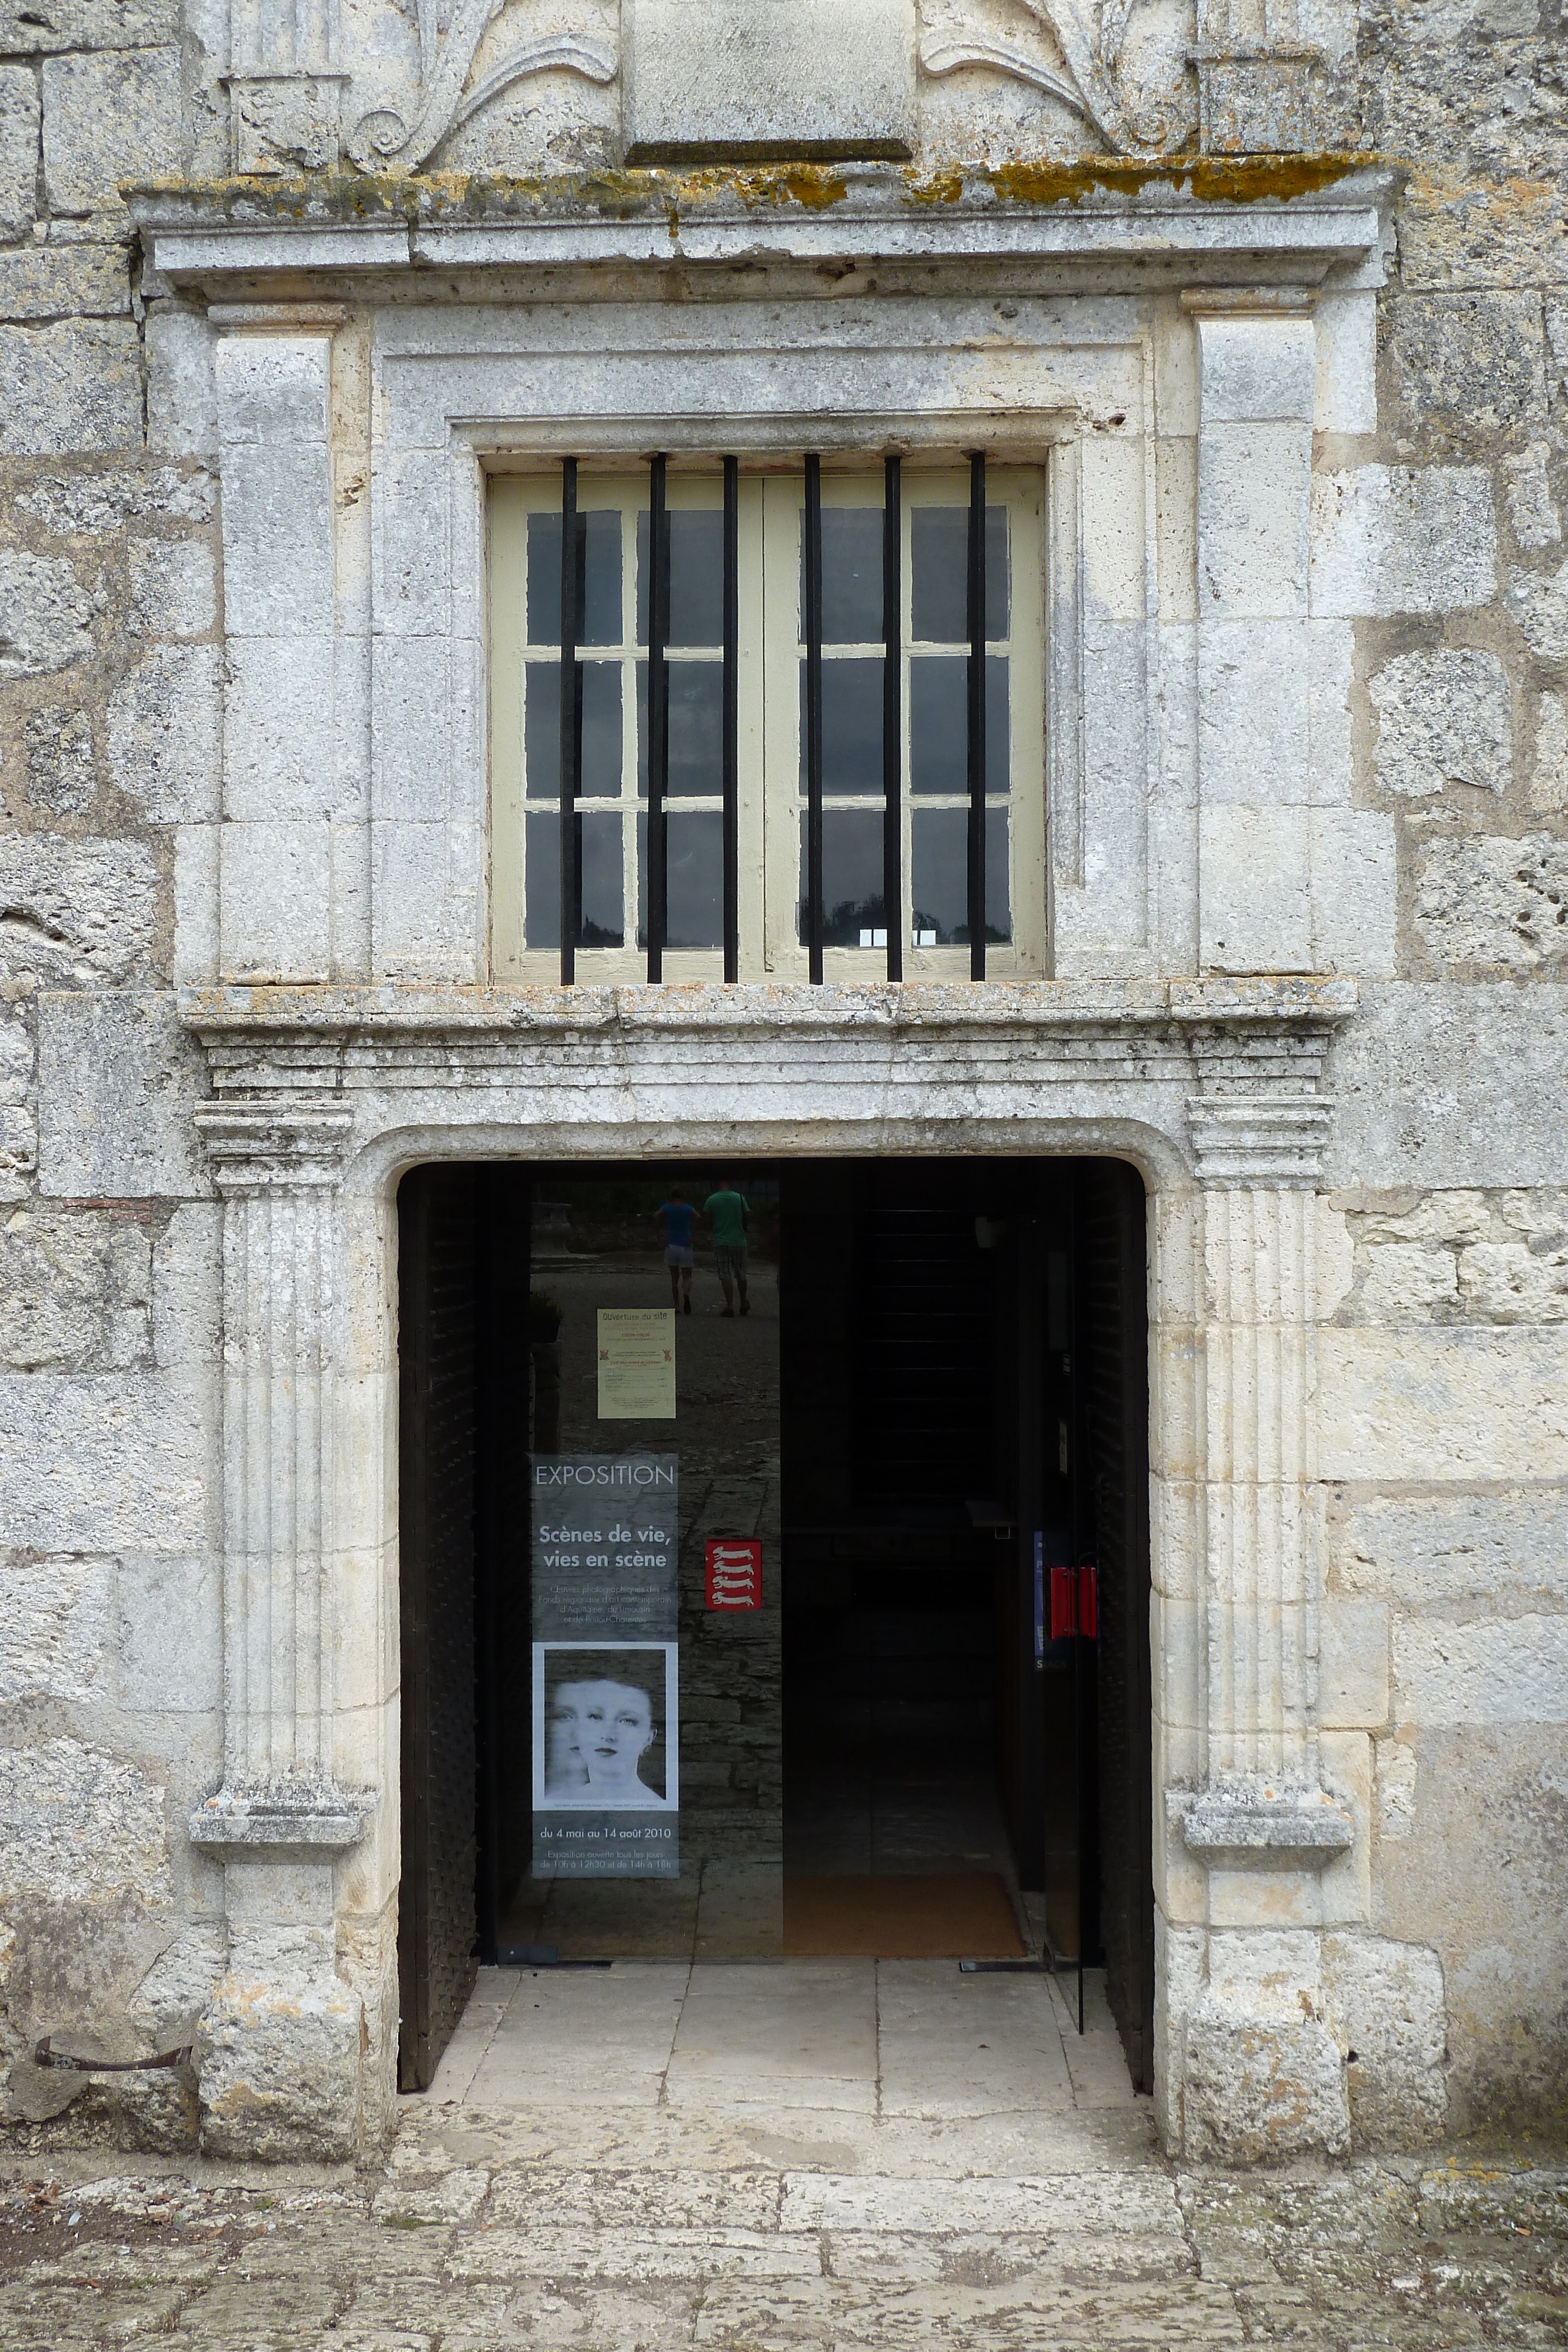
0;0;1564;2165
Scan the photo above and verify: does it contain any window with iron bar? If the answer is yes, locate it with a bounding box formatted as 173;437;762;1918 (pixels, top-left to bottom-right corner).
489;455;1045;984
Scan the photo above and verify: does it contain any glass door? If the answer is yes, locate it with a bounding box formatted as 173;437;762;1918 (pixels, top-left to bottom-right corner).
500;1166;783;1959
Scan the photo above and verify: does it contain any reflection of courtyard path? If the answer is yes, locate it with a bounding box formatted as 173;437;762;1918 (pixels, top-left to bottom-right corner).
522;1244;783;1952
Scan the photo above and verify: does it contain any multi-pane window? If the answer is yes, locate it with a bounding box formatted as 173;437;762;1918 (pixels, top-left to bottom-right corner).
490;463;1044;981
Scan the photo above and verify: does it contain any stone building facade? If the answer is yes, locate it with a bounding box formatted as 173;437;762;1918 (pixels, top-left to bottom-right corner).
0;0;1564;2166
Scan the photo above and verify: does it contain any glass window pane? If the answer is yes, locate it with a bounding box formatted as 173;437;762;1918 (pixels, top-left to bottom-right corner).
579;811;624;947
526;663;623;800
525;663;559;801
908;656;1009;795
910;506;1009;644
637;510;724;647
524;808;559;948
910;806;1011;946
635;812;723;951
666;809;723;948
798;807;885;947
526;510;623;648
668;662;723;798
799;657;883;799
799;508;883;646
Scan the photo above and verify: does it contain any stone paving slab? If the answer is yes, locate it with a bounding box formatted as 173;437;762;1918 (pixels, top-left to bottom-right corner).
4;1959;1567;2349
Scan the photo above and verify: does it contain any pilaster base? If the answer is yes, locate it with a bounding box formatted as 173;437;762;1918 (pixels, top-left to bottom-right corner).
198;1925;364;2160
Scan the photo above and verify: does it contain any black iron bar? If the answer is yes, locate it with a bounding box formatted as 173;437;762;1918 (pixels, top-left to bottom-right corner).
722;455;740;984
559;456;582;985
647;453;670;981
804;453;824;984
967;448;987;983
882;454;903;984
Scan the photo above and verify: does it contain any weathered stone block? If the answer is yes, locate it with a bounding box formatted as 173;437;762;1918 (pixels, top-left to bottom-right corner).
0;835;158;986
0;1369;206;1552
1197;619;1310;803
1319;1600;1390;1729
220;447;335;638
1333;1489;1568;1608
1459;1238;1568;1321
219;818;333;981
1388;293;1548;442
1504;446;1562;553
0;1206;151;1370
1198;421;1312;619
1415;833;1568;971
41;46;182;215
16;466;215;533
0;1736;169;1905
622;0;915;159
24;708;95;815
1506;559;1568;660
0;242;129;321
146;308;218;458
152;1202;220;1371
0;1548;112;1702
1355;1238;1457;1320
198;1925;363;2160
1394;1613;1568;1726
224;635;336;821
1375;1736;1417;1840
115;1552;219;1712
1319;1326;1568;1482
1310;467;1496;617
38;991;208;1199
129;539;217;640
1369;649;1510;798
0;547;96;677
108;643;222;823
0;68;41;239
1533;693;1568;814
0;0;176;49
1199;804;1312;973
1310;808;1397;980
1323;1932;1447;2149
1183;2000;1349;2161
0;320;142;455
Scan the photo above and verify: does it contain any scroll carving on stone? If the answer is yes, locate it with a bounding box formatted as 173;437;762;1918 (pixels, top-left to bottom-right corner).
918;0;1171;153
348;0;617;171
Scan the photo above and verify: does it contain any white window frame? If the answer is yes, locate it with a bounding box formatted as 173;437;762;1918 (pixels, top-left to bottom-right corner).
489;458;1047;983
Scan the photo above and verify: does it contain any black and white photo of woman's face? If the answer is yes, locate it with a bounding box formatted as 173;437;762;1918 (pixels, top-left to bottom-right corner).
550;1679;655;1795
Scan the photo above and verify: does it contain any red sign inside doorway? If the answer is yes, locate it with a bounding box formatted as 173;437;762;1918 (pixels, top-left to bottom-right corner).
705;1540;761;1611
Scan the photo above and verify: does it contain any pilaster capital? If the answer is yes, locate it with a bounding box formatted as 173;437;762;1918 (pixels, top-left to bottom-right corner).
194;1099;355;1194
1186;1094;1335;1188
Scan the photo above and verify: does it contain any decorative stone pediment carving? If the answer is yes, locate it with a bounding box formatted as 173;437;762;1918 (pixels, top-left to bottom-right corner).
347;0;618;171
918;0;1172;155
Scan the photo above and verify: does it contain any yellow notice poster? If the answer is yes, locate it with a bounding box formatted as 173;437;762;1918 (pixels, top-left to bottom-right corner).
597;1308;677;1421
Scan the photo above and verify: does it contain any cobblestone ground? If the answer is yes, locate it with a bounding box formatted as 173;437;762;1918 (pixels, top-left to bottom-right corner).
2;1964;1566;2348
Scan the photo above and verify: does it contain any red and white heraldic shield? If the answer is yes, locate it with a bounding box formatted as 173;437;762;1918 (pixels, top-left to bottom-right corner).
704;1539;761;1611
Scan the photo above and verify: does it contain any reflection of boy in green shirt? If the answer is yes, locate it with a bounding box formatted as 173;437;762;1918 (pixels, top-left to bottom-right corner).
703;1179;750;1318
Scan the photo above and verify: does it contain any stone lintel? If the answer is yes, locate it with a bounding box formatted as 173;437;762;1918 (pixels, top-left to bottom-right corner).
180;975;1358;1043
1176;1785;1356;1867
190;1784;374;1853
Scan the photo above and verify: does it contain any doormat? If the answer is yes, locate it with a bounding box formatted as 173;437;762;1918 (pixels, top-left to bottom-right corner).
783;1872;1025;1959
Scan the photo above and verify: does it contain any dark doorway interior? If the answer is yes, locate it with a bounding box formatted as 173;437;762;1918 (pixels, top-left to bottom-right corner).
395;1154;1152;2096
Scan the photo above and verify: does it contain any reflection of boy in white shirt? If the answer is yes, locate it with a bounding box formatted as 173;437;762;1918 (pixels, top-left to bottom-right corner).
543;1679;659;1804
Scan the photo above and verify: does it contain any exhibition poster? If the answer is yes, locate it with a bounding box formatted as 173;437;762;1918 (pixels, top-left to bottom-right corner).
530;1454;679;1878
